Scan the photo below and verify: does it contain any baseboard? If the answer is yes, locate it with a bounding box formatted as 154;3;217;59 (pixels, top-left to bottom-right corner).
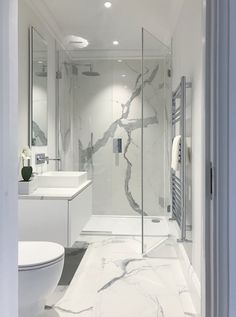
177;242;201;315
169;220;201;315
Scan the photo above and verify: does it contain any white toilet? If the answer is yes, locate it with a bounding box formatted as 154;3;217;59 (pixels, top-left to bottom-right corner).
18;241;65;317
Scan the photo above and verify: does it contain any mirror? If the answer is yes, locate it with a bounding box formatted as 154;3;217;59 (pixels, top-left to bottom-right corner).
29;27;48;146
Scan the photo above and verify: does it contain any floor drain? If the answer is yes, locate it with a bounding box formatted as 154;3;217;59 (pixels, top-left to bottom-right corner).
151;219;161;223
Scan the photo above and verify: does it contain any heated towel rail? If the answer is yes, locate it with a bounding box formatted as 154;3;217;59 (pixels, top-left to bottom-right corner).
171;76;191;242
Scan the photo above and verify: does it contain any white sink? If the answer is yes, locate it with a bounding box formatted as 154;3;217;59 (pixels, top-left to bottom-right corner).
37;171;88;188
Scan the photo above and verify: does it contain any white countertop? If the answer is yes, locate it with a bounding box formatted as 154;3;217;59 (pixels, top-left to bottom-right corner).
19;180;92;201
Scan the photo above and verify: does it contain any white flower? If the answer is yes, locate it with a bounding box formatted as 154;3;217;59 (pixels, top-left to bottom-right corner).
21;146;32;161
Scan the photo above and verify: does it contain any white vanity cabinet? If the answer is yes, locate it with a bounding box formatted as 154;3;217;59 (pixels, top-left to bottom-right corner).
18;183;92;247
69;184;92;245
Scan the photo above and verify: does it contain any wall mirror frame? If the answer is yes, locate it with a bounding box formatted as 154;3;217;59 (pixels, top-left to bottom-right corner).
29;26;48;147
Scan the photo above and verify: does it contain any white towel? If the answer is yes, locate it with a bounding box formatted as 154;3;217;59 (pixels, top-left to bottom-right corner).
171;135;181;171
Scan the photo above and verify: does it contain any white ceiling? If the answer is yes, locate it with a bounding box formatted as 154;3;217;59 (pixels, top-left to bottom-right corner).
41;0;184;55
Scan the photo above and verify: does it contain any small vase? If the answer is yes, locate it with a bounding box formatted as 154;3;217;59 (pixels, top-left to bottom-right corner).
21;166;33;181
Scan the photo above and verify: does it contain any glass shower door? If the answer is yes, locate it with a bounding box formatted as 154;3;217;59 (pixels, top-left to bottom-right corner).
57;48;143;237
141;28;171;253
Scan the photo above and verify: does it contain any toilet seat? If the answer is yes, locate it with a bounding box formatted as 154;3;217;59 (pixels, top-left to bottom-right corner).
18;241;64;271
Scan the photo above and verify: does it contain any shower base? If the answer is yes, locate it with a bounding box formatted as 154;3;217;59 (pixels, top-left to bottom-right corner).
81;215;169;237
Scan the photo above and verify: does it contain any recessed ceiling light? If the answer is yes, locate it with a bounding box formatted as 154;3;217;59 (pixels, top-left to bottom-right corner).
121;74;126;77
113;40;119;46
38;61;43;64
104;2;112;8
117;59;123;63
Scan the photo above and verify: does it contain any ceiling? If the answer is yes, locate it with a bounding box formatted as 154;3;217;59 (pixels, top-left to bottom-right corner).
41;0;184;56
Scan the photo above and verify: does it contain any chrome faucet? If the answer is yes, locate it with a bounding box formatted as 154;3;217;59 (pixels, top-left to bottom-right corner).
45;157;61;164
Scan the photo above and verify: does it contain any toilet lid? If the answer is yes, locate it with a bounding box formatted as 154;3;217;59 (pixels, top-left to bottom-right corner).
18;241;64;269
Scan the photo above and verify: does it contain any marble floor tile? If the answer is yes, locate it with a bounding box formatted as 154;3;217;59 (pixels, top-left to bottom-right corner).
38;217;196;317
51;236;196;317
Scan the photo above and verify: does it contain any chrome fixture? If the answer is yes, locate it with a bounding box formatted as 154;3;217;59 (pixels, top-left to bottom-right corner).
35;153;46;165
82;65;100;77
171;76;192;243
45;157;61;164
63;62;100;77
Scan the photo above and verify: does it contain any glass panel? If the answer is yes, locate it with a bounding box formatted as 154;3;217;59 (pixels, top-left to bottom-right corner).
57;49;142;239
141;28;171;253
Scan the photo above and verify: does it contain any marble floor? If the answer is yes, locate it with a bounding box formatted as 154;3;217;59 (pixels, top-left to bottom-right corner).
39;232;197;317
82;215;169;236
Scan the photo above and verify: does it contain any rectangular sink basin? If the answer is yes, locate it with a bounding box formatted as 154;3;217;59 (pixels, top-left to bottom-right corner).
37;171;88;188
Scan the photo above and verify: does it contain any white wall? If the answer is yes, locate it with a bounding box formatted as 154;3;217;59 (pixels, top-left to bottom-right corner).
172;0;204;282
0;0;18;315
18;0;57;175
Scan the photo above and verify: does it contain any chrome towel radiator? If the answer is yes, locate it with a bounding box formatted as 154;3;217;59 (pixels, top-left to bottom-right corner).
171;76;191;242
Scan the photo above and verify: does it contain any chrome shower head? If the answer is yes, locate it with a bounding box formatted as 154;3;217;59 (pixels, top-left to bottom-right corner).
82;65;100;77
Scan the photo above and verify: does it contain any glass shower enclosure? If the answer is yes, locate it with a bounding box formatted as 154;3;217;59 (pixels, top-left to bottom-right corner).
141;28;171;253
56;28;171;254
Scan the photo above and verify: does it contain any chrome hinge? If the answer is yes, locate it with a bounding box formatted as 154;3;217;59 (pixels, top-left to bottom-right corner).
56;71;62;79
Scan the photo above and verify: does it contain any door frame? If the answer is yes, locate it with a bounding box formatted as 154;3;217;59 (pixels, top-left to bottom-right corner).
0;0;18;316
204;0;236;316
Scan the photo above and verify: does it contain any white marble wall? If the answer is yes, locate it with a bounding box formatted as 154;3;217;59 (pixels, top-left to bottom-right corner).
58;51;80;171
58;56;171;217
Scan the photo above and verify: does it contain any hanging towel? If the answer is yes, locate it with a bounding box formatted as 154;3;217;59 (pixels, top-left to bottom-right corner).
171;135;181;171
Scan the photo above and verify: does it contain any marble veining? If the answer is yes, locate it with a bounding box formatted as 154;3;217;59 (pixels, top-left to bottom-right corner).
57;55;171;216
51;235;196;317
79;65;160;215
32;120;47;145
97;258;146;292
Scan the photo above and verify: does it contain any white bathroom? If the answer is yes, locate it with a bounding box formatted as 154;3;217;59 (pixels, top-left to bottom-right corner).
15;0;205;316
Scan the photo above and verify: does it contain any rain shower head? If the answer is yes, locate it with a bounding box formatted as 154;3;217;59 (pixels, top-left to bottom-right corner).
82;65;100;77
82;71;100;76
62;62;100;76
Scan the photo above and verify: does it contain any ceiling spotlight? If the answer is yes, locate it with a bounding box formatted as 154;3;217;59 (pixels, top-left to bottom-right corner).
117;59;123;63
37;61;43;64
113;40;119;46
104;2;112;8
121;74;126;77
